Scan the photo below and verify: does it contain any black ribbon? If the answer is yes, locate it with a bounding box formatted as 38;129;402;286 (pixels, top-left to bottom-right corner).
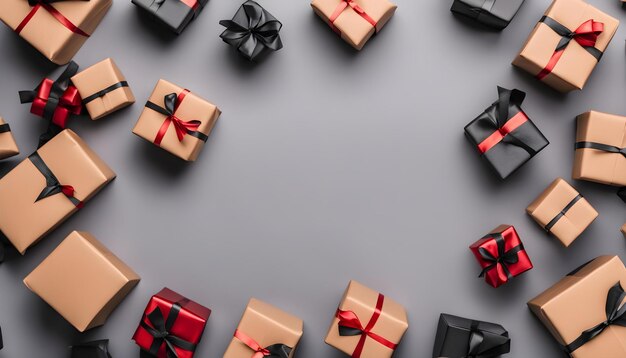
0;123;10;134
544;194;583;232
148;0;203;16
145;93;209;142
262;344;292;358
540;16;603;61
28;151;82;207
564;282;626;353
82;81;129;104
478;233;523;280
70;339;112;358
139;300;197;358
219;0;283;61
575;141;626;157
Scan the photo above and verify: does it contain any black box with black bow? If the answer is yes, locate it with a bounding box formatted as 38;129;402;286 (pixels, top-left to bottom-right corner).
433;313;511;358
451;0;525;30
132;0;208;34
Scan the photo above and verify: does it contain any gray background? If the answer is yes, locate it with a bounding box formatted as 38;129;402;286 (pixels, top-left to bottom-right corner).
0;0;625;356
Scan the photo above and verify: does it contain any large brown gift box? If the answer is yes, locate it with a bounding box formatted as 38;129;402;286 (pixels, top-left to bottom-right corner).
526;178;598;247
311;0;397;50
0;0;112;65
132;79;221;162
0;129;116;254
512;0;618;92
71;58;135;120
23;231;140;332
572;111;626;186
0;116;19;160
528;255;626;358
325;280;408;357
225;298;303;358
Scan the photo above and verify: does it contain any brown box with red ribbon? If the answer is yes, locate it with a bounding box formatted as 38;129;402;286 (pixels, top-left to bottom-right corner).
224;298;303;358
325;280;408;357
311;0;397;50
133;288;211;358
469;225;533;288
512;0;619;93
132;79;221;162
0;117;19;161
0;129;115;255
0;0;112;65
23;231;140;332
528;256;626;358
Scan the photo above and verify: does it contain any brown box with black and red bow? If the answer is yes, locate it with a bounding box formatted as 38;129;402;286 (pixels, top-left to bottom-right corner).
469;225;533;288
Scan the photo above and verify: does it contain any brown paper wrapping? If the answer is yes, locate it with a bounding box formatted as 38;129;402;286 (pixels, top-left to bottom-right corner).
311;0;396;50
0;117;19;160
512;0;618;92
572;111;626;186
0;0;111;65
132;79;221;162
71;58;135;120
325;280;408;358
0;129;116;254
526;178;598;247
23;231;140;332
224;298;303;358
528;256;626;358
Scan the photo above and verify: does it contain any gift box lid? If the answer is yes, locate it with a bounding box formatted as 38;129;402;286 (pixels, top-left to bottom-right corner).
433;313;510;358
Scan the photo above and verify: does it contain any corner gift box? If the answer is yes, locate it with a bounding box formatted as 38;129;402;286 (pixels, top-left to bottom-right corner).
0;0;112;65
432;313;511;358
0;117;19;160
24;231;140;332
0;129;115;254
528;255;626;358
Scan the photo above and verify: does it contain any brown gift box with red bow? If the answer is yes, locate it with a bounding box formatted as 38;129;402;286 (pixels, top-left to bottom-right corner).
512;0;618;92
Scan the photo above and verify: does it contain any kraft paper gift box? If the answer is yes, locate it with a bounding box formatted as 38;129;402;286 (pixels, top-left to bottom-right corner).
23;231;140;332
132;79;221;162
325;280;408;358
572;111;626;186
432;313;511;358
0;129;115;254
0;0;112;65
528;255;626;358
0;117;19;160
526;178;598;247
133;288;211;358
450;0;525;30
132;0;208;34
225;298;303;358
311;0;397;50
512;0;619;93
71;58;135;121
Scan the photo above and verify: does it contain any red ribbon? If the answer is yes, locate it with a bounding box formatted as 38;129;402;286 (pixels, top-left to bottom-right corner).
15;2;90;37
329;0;377;34
336;293;397;358
29;78;82;128
180;0;199;11
61;185;84;209
536;19;603;80
477;111;528;154
234;330;271;358
153;89;201;146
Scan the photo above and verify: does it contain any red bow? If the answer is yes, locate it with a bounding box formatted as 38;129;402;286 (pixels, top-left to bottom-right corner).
234;330;270;358
570;19;604;48
30;79;82;128
153;90;203;146
15;1;90;36
329;0;377;33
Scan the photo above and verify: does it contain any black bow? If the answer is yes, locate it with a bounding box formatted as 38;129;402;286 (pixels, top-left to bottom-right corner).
139;303;197;358
70;339;112;358
478;233;523;279
82;81;129;104
219;0;283;61
564;282;626;353
28;152;82;207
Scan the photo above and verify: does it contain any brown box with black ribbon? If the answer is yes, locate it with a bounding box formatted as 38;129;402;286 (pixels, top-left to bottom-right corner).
512;0;618;92
71;58;135;120
572;111;626;186
132;79;221;162
0;117;19;160
224;298;303;358
0;0;112;65
0;129;115;254
528;255;626;358
526;178;598;247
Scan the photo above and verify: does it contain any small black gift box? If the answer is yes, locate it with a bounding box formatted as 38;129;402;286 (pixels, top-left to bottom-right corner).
132;0;208;34
71;339;111;358
433;314;511;358
464;87;548;180
450;0;525;30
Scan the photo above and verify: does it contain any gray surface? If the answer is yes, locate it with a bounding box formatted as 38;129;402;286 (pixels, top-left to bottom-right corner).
0;0;625;357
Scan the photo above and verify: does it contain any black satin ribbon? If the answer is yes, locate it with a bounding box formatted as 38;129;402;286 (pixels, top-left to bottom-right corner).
262;344;292;358
464;328;484;358
28;151;82;207
144;96;209;142
488;87;537;156
478;233;523;279
70;339;112;358
575;141;626;157
148;0;203;16
540;16;603;61
82;81;129;104
0;123;10;134
564;282;626;353
544;194;583;232
139;299;197;358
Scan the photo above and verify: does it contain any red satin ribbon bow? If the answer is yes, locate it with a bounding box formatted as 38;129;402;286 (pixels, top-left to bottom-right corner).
477;112;529;154
329;0;377;34
15;1;90;36
234;330;271;358
30;79;82;128
336;293;397;358
153;89;201;146
537;19;604;80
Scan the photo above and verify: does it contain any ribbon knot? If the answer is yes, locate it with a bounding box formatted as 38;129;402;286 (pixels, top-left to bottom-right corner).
145;91;208;146
29;152;83;208
328;0;377;33
140;302;197;358
569;19;603;47
478;233;523;281
233;329;292;358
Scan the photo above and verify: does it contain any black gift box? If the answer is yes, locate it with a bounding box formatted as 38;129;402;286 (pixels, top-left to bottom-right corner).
433;314;511;358
132;0;208;34
71;339;112;358
464;87;548;180
450;0;525;30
